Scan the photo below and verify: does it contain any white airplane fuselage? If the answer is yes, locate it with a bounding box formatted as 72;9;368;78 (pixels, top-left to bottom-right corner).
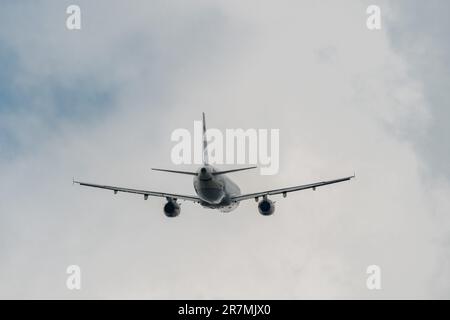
193;164;241;212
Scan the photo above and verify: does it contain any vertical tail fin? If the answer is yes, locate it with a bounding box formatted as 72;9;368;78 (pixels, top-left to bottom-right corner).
202;112;208;165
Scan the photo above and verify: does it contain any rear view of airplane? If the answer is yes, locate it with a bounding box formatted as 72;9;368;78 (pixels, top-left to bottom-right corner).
74;113;354;217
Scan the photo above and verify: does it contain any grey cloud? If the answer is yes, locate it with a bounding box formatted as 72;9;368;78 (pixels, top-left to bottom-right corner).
386;0;450;179
0;0;449;299
383;0;450;297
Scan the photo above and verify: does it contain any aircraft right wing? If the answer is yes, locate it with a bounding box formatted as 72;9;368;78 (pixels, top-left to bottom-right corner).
73;180;201;203
231;175;355;202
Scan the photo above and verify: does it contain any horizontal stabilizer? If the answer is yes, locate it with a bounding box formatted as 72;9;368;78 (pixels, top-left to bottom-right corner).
212;166;257;175
152;168;197;175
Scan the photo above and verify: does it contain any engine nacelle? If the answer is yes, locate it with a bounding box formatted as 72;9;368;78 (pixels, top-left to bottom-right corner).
258;198;275;216
164;200;180;217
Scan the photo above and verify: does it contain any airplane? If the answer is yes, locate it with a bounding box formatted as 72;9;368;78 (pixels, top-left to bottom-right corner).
74;113;354;217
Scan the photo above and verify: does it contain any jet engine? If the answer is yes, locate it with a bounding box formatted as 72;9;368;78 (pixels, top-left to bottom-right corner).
164;200;180;217
258;198;275;216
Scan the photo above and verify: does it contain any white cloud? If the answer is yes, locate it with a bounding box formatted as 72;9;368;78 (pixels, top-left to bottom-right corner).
0;0;449;298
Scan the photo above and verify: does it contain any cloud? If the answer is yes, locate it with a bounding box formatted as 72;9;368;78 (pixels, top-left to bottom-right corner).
383;0;450;297
0;0;449;298
385;1;450;178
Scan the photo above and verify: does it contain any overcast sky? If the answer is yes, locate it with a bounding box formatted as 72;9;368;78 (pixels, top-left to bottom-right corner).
0;0;449;299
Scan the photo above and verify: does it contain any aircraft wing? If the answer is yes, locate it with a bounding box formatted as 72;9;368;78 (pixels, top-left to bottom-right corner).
231;175;355;202
73;180;201;203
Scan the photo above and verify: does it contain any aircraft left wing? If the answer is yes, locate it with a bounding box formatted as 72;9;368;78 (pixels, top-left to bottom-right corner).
73;180;201;203
231;175;355;202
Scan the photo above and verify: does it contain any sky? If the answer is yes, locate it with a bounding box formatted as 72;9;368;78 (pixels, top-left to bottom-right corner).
0;0;449;299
